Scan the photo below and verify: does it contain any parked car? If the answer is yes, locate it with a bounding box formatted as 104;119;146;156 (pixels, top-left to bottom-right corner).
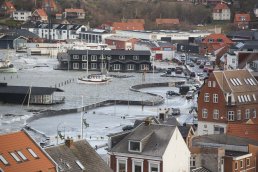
122;125;134;131
186;91;194;100
166;91;180;98
197;72;204;77
189;63;195;67
196;60;202;65
190;72;196;78
199;64;204;69
171;108;180;116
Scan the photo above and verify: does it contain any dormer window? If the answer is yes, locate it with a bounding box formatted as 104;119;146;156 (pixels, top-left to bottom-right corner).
133;56;139;60
119;55;125;60
129;141;141;152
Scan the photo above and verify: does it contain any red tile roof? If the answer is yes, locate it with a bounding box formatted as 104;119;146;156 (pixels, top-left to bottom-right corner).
65;8;85;13
213;2;229;10
112;22;144;31
35;9;48;17
202;34;233;44
228;123;258;141
234;13;251;22
3;1;15;9
0;131;57;172
156;18;180;25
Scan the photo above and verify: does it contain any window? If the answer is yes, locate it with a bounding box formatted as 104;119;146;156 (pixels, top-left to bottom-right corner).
91;63;97;69
190;156;196;167
228;111;234;121
82;55;88;61
10;152;21;162
208;81;211;87
27;148;38;158
73;63;79;69
246;158;250;166
237;110;241;120
133;56;139;60
82;63;87;70
245;109;250;119
213;81;216;87
113;64;121;71
75;160;85;170
235;162;238;170
129;141;141;152
140;64;149;70
132;160;143;172
117;158;127;172
91;55;97;61
127;64;135;71
214;126;224;134
119;55;125;60
100;55;106;59
213;109;219;119
253;109;257;118
208;39;214;42
17;151;27;161
240;160;243;168
204;93;209;102
148;161;159;172
213;94;218;103
73;55;79;59
0;155;9;165
202;109;208;118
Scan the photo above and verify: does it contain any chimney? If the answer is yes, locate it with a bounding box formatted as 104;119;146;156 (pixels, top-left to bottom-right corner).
65;137;73;148
144;117;152;126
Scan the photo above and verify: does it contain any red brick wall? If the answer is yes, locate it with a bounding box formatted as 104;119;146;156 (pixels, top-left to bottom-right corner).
224;156;256;172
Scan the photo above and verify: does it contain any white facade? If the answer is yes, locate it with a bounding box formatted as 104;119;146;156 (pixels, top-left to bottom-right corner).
13;11;31;21
197;121;227;136
213;9;231;20
162;127;190;172
254;8;258;18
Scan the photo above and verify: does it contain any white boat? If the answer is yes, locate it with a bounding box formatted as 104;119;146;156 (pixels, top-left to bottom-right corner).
77;74;112;84
0;57;17;73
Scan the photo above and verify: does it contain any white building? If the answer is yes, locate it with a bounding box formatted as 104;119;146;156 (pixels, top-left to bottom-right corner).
79;29;114;43
12;10;31;21
212;3;231;21
25;23;87;41
254;4;258;18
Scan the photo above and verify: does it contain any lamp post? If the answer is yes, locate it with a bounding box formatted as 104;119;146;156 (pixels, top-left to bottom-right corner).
81;111;89;139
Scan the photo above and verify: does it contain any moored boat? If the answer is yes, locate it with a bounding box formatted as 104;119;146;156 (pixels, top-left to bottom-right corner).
0;58;17;73
77;74;112;84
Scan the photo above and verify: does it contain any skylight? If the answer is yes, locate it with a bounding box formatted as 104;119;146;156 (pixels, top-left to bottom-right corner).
17;151;27;161
247;95;251;102
241;95;245;102
238;96;241;103
253;94;257;101
250;78;257;85
0;155;9;165
247;79;254;86
244;78;249;84
230;79;236;86
236;78;242;85
75;160;85;170
233;78;239;86
244;95;248;102
10;152;21;162
27;148;38;158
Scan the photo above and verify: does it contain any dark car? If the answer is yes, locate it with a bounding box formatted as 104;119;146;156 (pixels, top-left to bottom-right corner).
190;72;196;78
166;70;172;75
171;108;180;116
199;64;204;69
189;63;195;67
122;125;134;131
166;91;180;98
186;91;194;100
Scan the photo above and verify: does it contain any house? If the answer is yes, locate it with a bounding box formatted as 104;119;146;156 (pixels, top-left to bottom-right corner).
0;1;16;16
25;22;87;41
12;10;31;21
212;3;231;21
45;138;112;172
127;19;145;25
199;34;233;56
254;4;258;18
55;13;62;20
237;52;258;69
0;130;58;172
234;13;251;30
0;83;64;105
31;9;48;22
104;35;139;50
79;29;114;43
155;18;180;28
197;69;258;136
107;122;191;172
0;35;27;49
56;49;151;72
112;22;144;31
64;8;86;19
42;0;58;12
192;134;258;172
227;30;258;42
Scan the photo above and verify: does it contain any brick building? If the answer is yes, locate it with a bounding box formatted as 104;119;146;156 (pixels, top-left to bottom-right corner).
112;22;144;31
197;69;258;136
105;35;139;50
234;13;251;30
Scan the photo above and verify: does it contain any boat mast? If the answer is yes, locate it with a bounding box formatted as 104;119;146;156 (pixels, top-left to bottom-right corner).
87;49;88;76
27;86;32;108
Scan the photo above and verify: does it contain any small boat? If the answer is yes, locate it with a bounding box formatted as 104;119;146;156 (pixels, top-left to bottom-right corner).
77;74;112;84
0;57;17;73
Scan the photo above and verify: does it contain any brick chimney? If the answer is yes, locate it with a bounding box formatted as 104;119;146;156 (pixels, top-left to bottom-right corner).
65;137;73;148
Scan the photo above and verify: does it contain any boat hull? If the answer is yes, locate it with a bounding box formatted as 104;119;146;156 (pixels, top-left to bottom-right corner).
0;68;17;73
77;78;111;84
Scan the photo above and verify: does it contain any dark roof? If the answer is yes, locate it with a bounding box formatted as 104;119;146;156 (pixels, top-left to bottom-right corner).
110;123;176;157
45;140;112;172
0;35;27;41
227;30;257;40
192;134;258;147
159;116;180;126
192;167;211;172
225;150;249;157
178;125;192;138
67;50;151;56
2;29;39;38
0;84;63;95
241;41;258;50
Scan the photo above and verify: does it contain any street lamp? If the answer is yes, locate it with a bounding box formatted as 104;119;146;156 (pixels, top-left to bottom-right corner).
81;111;90;139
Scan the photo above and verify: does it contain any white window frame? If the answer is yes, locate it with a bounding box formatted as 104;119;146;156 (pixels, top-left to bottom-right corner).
0;155;9;165
127;64;135;71
133;55;139;60
208;81;212;87
202;109;208;118
148;160;160;172
204;93;209;102
213;81;216;87
246;158;250;166
190;156;196;168
82;55;88;61
73;63;79;69
119;55;125;60
240;160;243;168
116;157;127;172
10;152;21;162
253;109;257;118
235;162;238;170
140;64;149;70
113;64;121;71
213;94;218;103
91;55;97;61
82;63;87;70
27;148;38;158
228;111;235;121
237;110;241;120
213;109;219;120
91;63;97;69
245;109;250;119
128;141;141;152
73;55;79;59
132;158;143;172
17;151;27;161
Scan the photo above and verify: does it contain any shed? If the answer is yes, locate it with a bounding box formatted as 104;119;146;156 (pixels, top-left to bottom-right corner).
0;35;27;49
